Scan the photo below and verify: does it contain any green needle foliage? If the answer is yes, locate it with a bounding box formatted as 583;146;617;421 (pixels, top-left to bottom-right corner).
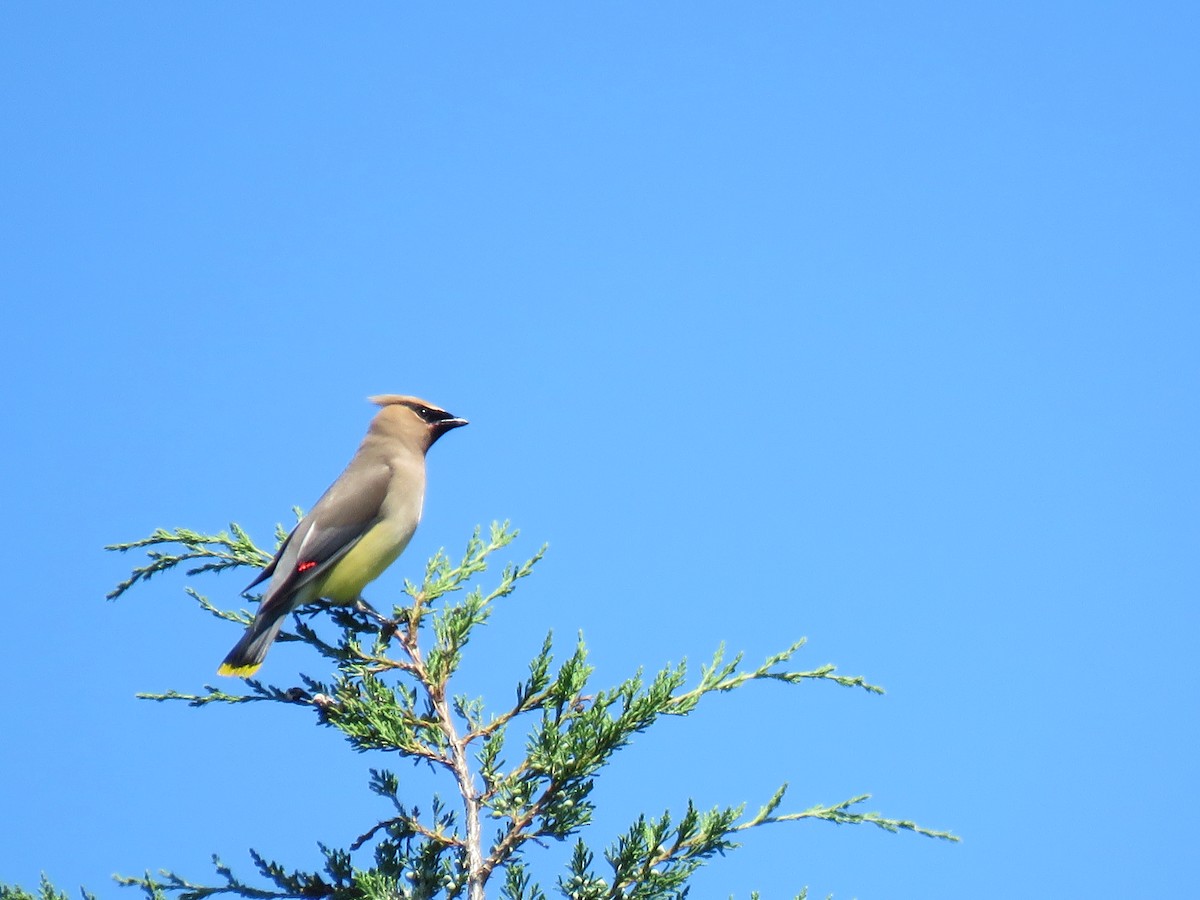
11;521;957;900
0;877;96;900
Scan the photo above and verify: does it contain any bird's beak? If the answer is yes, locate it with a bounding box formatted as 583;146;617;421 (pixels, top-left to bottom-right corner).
430;415;468;441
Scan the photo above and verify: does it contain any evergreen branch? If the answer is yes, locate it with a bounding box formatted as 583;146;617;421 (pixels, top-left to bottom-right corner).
186;587;254;626
114;854;289;900
105;520;956;898
136;680;315;708
469;631;556;748
319;673;455;768
114;843;360;900
0;875;97;900
738;790;960;842
289;616;412;671
481;775;565;882
602;802;745;897
350;811;466;853
393;609;487;899
500;862;547;900
669;641;883;715
106;525;271;601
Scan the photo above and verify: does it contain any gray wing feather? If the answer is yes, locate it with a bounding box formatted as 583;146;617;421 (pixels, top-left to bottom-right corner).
249;458;392;621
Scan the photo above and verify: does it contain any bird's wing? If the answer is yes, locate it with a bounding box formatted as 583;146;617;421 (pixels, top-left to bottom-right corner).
244;531;291;591
246;459;393;618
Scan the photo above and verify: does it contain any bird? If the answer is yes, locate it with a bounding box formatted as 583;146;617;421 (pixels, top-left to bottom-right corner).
217;394;467;677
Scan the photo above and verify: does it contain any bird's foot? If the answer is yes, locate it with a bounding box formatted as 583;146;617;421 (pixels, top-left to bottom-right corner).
355;597;399;631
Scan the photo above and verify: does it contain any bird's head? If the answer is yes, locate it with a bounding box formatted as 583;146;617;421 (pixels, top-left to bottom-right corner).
368;394;468;451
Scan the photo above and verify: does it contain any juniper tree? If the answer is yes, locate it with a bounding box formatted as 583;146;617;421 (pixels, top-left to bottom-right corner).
6;522;956;900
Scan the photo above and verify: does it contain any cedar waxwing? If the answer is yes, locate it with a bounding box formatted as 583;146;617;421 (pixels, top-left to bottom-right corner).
218;395;467;677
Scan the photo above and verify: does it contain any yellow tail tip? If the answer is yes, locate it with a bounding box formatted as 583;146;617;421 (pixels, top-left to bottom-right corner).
217;662;262;678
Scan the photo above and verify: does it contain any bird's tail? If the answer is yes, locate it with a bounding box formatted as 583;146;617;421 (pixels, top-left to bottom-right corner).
217;611;288;677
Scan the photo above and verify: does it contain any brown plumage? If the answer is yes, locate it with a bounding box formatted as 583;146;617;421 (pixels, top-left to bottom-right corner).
218;395;467;676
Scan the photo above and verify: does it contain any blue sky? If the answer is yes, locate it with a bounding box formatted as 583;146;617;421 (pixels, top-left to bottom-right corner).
2;3;1197;897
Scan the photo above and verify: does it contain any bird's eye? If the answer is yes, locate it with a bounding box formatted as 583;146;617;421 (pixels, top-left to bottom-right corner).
408;403;451;424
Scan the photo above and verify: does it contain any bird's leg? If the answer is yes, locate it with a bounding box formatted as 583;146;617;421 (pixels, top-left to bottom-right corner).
355;597;406;644
354;596;394;627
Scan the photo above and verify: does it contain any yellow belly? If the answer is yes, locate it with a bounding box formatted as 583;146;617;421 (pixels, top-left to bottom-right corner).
314;521;413;602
